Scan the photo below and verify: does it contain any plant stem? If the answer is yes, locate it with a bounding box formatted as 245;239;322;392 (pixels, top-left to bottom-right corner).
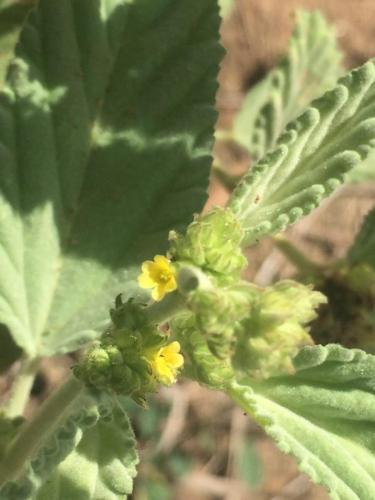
0;374;84;487
4;356;41;418
144;292;185;323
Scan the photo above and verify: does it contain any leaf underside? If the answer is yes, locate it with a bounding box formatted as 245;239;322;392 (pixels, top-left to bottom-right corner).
229;59;375;244
232;10;343;162
230;344;375;500
0;0;221;356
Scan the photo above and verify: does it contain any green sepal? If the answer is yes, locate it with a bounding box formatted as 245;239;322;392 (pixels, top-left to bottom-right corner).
169;207;247;285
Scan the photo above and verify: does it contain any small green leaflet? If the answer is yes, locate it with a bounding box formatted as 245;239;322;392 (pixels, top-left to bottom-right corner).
34;407;138;500
0;0;221;356
229;60;375;244
232;10;342;162
229;344;375;500
348;206;375;270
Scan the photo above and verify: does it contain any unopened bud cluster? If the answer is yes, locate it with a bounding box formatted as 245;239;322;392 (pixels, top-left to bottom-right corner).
74;297;183;405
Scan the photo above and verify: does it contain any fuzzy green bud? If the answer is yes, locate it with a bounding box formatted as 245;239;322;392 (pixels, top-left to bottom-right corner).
187;283;258;358
233;281;326;378
169;207;247;285
171;314;234;389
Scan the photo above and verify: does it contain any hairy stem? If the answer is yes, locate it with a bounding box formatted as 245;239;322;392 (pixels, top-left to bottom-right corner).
0;374;84;486
3;356;41;418
144;292;185;323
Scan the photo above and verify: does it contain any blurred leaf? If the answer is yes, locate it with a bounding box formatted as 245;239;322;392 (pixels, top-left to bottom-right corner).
0;0;221;357
218;0;234;18
236;439;263;488
229;60;375;244
232;10;343;162
0;0;35;86
0;324;22;373
348;206;375;269
229;344;375;499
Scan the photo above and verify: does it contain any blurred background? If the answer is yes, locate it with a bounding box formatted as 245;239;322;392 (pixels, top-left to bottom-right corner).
1;1;375;498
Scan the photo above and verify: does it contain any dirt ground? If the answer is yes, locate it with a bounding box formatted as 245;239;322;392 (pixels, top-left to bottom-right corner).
2;1;375;499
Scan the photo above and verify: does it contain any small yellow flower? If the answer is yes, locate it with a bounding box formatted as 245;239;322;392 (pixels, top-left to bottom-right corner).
138;255;177;301
147;341;184;385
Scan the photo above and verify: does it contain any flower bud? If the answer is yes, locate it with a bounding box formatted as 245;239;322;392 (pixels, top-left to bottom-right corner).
169;207;247;285
232;281;326;378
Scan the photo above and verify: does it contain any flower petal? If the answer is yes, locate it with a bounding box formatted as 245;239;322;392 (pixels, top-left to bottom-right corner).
138;273;155;289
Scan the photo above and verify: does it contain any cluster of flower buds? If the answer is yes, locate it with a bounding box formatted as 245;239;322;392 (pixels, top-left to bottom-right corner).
168;207;326;381
74;297;183;406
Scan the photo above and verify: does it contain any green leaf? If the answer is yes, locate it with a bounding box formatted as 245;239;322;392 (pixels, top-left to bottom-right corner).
232;10;342;162
0;389;105;499
346;149;375;183
229;344;375;500
0;0;35;87
348;206;375;269
0;0;221;356
228;60;375;244
34;406;138;500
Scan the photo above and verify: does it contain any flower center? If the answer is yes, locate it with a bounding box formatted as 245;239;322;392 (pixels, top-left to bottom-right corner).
158;271;171;283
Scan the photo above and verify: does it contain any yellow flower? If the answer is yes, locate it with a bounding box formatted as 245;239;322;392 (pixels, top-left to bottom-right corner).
138;255;177;301
147;341;184;385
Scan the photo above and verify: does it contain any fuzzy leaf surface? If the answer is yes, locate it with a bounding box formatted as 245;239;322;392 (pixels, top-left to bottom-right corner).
348;206;375;269
34;407;138;500
229;344;375;500
232;10;342;162
0;389;104;500
0;0;221;356
229;60;375;244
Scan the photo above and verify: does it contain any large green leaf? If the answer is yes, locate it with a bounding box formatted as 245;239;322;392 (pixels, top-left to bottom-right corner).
228;60;375;244
0;0;221;356
348;206;375;269
229;344;375;500
232;10;342;163
34;407;138;500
